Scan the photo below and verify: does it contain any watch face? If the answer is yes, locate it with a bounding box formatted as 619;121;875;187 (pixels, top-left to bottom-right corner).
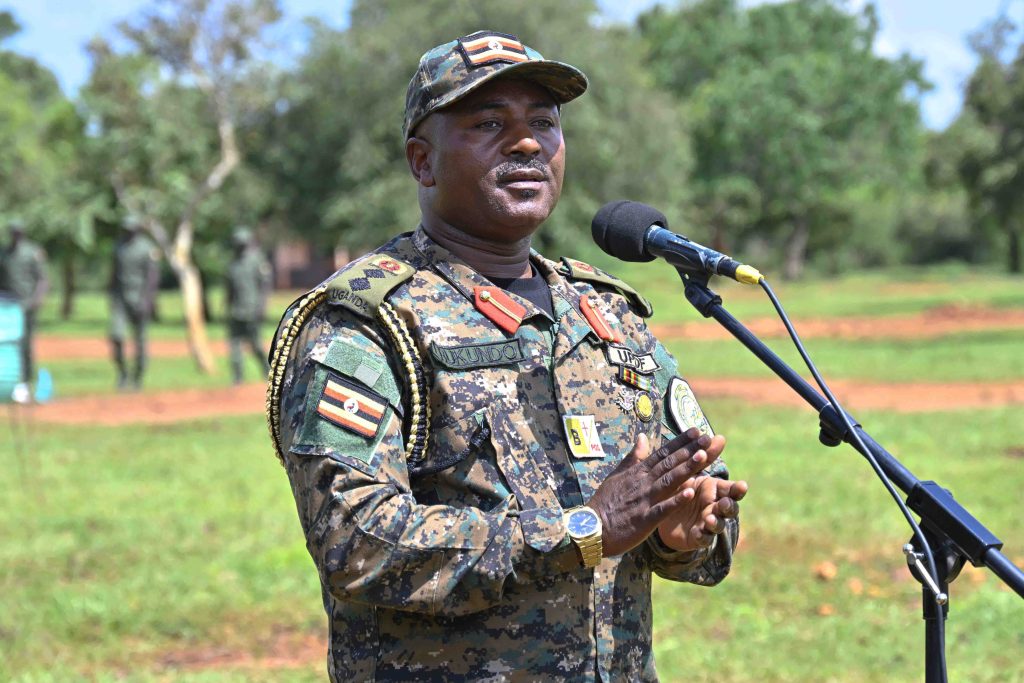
567;509;600;537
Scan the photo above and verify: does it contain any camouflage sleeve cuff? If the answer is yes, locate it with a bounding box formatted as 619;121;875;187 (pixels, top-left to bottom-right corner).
646;530;715;569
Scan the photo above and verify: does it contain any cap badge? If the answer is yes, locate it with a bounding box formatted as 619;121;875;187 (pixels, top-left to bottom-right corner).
458;31;529;68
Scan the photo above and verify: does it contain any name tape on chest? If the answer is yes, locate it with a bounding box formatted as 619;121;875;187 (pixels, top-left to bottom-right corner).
562;415;606;459
317;371;388;439
606;345;660;374
429;339;526;370
666;377;714;438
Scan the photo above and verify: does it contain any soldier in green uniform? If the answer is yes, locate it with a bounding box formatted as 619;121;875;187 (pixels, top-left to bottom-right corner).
225;226;271;384
0;221;49;392
109;217;160;390
267;31;748;682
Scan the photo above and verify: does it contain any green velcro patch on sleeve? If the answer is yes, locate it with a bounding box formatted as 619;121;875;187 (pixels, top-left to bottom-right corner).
320;338;402;414
559;256;654;318
325;254;416;319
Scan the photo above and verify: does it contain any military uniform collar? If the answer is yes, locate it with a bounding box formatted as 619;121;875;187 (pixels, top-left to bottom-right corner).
411;227;599;350
411;226;556;325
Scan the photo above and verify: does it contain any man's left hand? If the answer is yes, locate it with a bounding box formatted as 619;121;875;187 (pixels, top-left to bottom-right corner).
655;441;748;553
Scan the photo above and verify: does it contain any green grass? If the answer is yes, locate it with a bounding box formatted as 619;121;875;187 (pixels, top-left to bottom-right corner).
667;328;1024;382
605;259;1024;324
4;269;1024;681
2;405;1021;681
652;400;1024;683
34;288;295;341
0;416;323;682
45;355;266;397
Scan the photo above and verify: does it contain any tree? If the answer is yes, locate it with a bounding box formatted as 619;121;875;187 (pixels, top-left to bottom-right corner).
251;0;692;261
0;11;103;317
81;0;281;372
958;15;1024;273
640;0;927;278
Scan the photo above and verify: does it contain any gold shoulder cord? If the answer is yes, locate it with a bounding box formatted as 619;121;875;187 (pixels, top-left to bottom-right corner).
266;286;329;465
265;293;430;469
377;301;431;468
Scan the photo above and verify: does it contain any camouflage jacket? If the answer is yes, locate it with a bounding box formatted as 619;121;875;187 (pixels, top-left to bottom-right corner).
269;228;739;682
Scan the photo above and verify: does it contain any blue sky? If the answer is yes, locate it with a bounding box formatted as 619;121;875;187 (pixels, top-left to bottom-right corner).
5;0;1019;129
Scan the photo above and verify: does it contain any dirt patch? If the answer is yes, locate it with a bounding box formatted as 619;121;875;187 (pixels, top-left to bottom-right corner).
32;383;266;426
156;628;322;674
37;336;230;362
690;376;1024;413
649;304;1024;342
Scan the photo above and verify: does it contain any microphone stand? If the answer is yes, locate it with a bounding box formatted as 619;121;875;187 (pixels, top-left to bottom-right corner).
678;270;1024;683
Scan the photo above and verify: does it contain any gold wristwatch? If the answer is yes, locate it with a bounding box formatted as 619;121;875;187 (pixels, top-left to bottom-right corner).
563;506;603;568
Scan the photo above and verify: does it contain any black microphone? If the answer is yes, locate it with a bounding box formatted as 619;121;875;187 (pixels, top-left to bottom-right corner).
591;200;762;285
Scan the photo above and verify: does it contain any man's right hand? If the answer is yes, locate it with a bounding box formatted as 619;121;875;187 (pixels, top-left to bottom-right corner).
586;428;724;557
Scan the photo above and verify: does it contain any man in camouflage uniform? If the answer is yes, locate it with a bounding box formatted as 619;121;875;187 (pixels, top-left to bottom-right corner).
109;217;160;390
267;31;748;682
0;221;49;391
225;225;271;384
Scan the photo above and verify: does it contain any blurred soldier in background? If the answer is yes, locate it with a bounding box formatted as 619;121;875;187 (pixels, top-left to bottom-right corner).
110;217;160;390
226;226;271;384
0;220;49;394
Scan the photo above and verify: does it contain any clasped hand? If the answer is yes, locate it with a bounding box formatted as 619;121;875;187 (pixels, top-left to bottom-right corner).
586;428;748;556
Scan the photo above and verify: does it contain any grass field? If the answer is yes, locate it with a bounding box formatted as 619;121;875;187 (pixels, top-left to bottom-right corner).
3;267;1023;681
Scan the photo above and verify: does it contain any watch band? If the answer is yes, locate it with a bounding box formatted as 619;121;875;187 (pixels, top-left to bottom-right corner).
575;533;603;568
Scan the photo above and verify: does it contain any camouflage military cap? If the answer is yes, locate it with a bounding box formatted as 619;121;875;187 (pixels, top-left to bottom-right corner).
403;30;588;138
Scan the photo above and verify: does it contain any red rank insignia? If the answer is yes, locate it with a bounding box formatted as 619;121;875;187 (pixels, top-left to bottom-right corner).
580;295;622;343
474;286;526;334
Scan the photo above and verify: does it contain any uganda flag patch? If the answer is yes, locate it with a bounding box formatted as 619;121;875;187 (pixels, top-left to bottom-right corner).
458;31;529;68
317;371;388;439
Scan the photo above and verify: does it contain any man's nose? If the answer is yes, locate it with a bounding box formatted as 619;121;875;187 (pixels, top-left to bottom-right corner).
503;124;541;157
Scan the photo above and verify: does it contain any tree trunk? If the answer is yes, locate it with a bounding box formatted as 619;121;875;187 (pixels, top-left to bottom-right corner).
169;221;215;373
783;220;810;280
170;259;216;373
60;253;76;320
1009;228;1021;274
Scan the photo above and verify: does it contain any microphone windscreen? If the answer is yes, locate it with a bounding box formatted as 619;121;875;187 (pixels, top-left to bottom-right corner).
590;200;666;262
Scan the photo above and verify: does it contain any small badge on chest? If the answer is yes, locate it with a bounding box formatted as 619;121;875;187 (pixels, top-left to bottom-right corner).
562;414;607;458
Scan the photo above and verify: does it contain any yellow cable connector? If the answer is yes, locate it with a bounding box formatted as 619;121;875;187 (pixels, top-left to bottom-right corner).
735;264;763;285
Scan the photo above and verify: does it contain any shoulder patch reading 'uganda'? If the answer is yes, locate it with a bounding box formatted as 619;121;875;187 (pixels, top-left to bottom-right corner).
667;377;714;437
430;339;526;370
317;371;388;439
325;254;415;319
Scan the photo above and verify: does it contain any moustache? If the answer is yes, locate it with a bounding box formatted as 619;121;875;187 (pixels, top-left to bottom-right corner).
495;159;549;180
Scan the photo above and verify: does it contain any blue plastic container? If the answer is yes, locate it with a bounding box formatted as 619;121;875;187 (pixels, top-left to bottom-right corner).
0;292;24;402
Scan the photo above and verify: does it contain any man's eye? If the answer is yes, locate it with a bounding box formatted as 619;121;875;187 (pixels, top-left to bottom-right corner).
477;120;501;130
533;119;556;129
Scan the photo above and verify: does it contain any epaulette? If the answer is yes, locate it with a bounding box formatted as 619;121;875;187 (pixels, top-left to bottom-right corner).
559;256;654;318
267;252;430;469
324;254;417;319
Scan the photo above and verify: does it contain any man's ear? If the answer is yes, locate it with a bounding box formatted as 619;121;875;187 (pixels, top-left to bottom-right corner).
406;136;435;187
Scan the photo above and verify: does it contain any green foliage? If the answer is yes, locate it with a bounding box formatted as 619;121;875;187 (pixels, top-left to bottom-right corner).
955;15;1024;272
640;0;928;277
